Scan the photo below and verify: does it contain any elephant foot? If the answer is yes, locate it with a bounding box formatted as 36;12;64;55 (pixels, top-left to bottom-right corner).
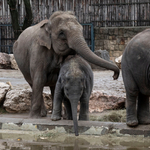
79;114;89;120
40;104;47;117
41;108;47;117
66;115;73;120
126;114;138;127
126;120;138;127
29;111;41;119
51;114;61;121
138;117;150;125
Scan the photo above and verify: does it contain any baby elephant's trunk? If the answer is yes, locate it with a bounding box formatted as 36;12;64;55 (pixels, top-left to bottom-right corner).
71;101;79;136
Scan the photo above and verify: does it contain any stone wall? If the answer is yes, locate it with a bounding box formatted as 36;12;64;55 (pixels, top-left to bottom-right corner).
94;26;150;62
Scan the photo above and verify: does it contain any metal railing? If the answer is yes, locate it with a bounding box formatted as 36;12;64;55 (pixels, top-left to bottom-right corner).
0;23;95;53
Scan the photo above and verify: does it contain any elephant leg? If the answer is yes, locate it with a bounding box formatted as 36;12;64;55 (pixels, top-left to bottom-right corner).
122;66;139;126
137;93;150;124
51;83;62;121
50;85;55;112
79;96;89;120
63;98;72;120
126;92;138;126
50;85;55;100
30;74;47;118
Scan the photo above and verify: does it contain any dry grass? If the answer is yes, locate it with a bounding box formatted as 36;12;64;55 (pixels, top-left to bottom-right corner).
0;106;7;114
89;109;126;122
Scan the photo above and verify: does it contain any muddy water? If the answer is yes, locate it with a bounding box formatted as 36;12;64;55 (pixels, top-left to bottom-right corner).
0;130;150;150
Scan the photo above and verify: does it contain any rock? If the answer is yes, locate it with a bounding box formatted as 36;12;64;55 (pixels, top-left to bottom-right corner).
3;89;52;113
0;53;18;69
89;90;125;113
0;82;11;104
115;55;122;69
3;87;125;114
90;50;113;70
43;92;52;112
9;54;18;70
4;89;31;113
0;53;11;69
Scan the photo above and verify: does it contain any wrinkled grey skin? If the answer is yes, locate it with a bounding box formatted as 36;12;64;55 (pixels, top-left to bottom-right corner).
51;55;93;136
122;29;150;127
13;11;119;118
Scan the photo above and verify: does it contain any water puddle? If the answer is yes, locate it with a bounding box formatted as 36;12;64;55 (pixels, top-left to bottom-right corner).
0;130;150;150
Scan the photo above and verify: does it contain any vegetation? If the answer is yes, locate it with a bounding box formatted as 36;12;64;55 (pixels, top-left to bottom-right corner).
39;130;59;139
0;107;7;114
90;109;126;122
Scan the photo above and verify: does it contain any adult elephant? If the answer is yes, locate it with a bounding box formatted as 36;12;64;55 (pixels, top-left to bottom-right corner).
122;29;150;126
13;11;119;118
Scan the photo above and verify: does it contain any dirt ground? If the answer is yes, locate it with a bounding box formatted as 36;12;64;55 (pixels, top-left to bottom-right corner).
0;69;125;97
0;69;126;121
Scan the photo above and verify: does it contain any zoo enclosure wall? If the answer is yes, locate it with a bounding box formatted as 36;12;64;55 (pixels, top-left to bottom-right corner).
0;0;150;60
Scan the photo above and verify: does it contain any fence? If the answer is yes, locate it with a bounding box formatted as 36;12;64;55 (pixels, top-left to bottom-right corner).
92;0;150;27
0;0;150;53
0;23;94;54
0;0;150;27
0;24;14;53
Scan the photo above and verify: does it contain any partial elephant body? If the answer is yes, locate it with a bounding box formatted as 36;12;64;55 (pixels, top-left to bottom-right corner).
14;20;62;86
13;11;119;119
122;28;150;127
51;55;93;136
13;20;65;118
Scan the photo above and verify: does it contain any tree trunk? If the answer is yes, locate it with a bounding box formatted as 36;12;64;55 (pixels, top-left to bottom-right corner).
7;0;33;39
22;0;33;30
7;0;21;39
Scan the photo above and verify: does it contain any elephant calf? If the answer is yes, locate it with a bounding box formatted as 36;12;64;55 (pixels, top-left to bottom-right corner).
122;29;150;127
51;55;93;136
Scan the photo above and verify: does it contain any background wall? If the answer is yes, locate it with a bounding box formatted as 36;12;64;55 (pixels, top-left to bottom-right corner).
94;26;150;61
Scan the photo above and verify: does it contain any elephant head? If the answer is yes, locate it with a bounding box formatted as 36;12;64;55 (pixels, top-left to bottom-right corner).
38;11;119;79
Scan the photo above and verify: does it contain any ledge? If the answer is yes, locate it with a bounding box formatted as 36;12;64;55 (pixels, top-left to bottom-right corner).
0;114;150;137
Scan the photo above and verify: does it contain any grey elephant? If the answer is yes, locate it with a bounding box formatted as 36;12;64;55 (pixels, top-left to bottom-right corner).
13;11;119;118
51;55;93;136
122;29;150;127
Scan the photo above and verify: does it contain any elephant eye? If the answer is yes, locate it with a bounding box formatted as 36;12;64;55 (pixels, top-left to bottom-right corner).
59;31;66;40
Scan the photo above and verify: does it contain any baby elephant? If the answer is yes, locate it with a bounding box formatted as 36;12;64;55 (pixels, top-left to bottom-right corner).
51;55;93;136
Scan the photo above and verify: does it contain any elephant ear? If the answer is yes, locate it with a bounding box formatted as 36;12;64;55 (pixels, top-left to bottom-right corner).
37;20;51;50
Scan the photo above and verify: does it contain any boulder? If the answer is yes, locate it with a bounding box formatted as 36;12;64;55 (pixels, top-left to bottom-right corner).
3;89;52;113
115;55;122;69
0;82;11;104
90;50;113;70
3;89;31;113
89;90;125;113
9;54;18;70
3;89;125;114
0;53;11;69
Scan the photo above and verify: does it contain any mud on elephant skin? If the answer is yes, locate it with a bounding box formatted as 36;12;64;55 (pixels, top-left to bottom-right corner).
51;55;93;136
122;28;150;127
13;11;119;118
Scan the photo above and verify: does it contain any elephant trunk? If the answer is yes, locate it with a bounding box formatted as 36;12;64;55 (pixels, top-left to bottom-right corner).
70;101;79;136
68;35;120;80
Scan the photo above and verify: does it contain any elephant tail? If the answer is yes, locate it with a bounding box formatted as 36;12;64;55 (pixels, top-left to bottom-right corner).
146;64;150;86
